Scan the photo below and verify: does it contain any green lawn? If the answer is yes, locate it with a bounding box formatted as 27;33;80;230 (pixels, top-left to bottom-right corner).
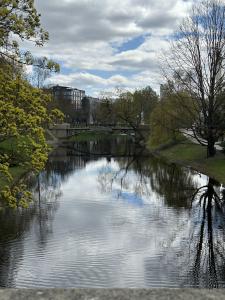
158;141;225;184
203;156;225;183
69;131;123;142
161;142;206;162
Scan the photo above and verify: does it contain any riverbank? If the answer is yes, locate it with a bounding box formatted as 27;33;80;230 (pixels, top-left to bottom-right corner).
68;131;125;142
149;140;225;184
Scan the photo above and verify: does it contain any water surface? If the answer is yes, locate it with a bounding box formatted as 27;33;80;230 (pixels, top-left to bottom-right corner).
0;136;225;288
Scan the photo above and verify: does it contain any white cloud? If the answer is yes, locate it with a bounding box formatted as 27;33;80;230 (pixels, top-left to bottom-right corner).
47;72;129;89
47;68;162;95
26;0;194;95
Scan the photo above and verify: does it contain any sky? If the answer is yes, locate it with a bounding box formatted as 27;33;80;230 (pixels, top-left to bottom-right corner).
25;0;195;96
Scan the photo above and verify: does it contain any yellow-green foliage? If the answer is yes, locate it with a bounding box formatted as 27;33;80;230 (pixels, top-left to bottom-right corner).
0;154;12;182
1;185;32;209
0;64;63;208
149;92;197;147
0;1;63;208
0;0;49;50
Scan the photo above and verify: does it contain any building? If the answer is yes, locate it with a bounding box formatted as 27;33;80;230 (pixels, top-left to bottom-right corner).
82;96;100;124
52;85;85;124
51;85;100;125
53;85;85;110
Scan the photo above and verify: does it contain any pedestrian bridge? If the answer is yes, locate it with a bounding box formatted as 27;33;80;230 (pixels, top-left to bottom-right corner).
49;124;150;139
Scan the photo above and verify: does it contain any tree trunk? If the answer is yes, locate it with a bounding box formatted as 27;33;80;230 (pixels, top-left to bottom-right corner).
207;136;216;157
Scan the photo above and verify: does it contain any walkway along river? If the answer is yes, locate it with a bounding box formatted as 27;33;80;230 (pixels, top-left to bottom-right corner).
0;135;225;288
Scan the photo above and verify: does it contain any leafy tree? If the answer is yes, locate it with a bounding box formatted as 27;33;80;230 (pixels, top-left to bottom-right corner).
95;87;158;130
0;1;63;208
0;62;63;208
114;87;158;141
96;98;115;125
133;86;158;124
0;0;48;60
115;87;158;124
164;0;225;157
149;91;196;147
0;1;59;72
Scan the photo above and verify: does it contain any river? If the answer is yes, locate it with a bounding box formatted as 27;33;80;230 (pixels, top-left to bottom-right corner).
0;135;225;288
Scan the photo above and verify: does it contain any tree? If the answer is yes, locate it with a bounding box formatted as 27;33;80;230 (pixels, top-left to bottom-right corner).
96;98;115;125
0;61;63;208
149;91;196;147
0;1;63;208
0;0;48;60
0;1;59;71
114;87;158;141
164;0;225;157
133;86;158;124
32;57;60;88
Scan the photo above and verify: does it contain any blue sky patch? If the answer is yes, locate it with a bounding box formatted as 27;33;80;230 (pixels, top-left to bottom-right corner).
115;34;148;53
88;69;135;79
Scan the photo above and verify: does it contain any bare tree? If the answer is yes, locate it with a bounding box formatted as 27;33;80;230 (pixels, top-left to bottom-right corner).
164;0;225;157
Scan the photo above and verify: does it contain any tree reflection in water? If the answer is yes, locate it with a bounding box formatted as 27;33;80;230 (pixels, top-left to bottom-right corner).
190;178;225;288
97;152;225;288
49;138;225;288
0;136;225;288
97;153;199;209
34;172;61;247
0;171;61;287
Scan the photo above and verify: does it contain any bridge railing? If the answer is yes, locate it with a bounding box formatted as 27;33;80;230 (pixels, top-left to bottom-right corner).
69;123;150;129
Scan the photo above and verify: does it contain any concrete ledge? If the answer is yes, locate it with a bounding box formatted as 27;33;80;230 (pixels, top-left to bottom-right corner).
0;289;225;300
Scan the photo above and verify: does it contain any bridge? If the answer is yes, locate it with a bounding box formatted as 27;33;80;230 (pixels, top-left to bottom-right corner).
49;124;150;139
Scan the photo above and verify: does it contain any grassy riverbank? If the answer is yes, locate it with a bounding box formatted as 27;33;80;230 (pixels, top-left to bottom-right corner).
69;131;124;142
151;140;225;184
